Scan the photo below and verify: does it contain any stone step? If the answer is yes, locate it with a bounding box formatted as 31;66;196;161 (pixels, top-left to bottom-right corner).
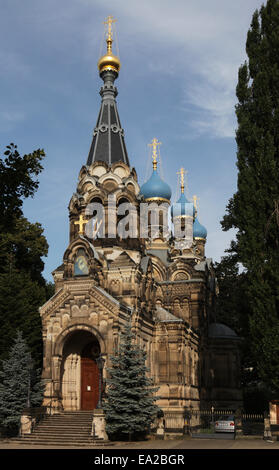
18;435;102;442
11;439;109;447
36;421;92;428
15;411;109;447
25;429;91;437
38;417;92;423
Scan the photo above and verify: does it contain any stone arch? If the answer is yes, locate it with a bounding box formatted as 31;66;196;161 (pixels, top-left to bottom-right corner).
53;325;106;411
149;255;167;281
111;163;130;179
78;165;88;180
99;172;122;187
88;161;109;178
54;323;106;357
77;175;97;194
63;237;104;278
172;297;181;316
115;191;138;205
84;190;107;205
171;270;190;281
125;181;137;195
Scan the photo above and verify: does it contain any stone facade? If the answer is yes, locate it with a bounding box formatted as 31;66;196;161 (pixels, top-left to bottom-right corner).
40;31;242;432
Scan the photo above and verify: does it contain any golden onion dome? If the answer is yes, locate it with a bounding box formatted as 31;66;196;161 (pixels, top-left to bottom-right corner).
98;50;121;74
98;16;121;75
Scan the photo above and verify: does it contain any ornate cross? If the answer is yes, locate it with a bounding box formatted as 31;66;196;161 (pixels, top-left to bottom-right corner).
104;16;116;53
74;214;87;235
149;137;161;170
192;195;200;212
177;167;187;194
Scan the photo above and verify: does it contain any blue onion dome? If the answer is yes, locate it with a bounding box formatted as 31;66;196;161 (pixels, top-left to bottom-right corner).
140;167;172;202
171;192;195;219
193;216;207;239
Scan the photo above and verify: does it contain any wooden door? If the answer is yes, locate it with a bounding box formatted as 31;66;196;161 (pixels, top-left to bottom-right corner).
81;357;99;410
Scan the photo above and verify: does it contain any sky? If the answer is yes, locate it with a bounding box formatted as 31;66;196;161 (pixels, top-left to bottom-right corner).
0;0;264;282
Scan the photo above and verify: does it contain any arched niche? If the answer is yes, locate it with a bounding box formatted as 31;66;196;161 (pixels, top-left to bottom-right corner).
74;248;89;276
172;270;190;281
60;329;102;411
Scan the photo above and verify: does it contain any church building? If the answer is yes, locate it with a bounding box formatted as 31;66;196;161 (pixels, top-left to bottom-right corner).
40;17;242;432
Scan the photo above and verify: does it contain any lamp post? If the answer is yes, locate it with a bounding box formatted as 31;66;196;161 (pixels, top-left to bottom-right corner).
96;354;105;409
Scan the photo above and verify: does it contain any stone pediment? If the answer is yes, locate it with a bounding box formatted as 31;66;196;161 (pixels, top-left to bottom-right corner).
39;281;121;321
154;306;183;323
109;251;136;267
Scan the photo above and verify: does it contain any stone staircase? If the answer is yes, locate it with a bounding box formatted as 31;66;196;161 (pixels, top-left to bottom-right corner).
11;411;110;447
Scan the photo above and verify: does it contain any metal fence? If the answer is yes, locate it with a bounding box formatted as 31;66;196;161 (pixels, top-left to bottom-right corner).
242;413;264;436
190;409;235;435
163;409;265;438
163;411;187;433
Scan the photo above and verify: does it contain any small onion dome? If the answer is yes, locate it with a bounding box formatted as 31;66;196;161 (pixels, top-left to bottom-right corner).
140;168;172;203
171;192;195;219
193;216;207;239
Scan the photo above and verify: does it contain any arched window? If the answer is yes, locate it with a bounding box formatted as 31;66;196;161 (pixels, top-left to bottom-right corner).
74;248;89;276
87;197;104;239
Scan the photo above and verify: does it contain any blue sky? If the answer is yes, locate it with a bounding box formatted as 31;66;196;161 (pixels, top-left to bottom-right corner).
0;0;263;282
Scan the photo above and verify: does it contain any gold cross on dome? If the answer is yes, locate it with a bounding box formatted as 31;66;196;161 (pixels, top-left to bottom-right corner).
192;195;200;211
103;16;117;55
104;15;116;41
177;167;187;194
149;138;161;170
74;214;87;234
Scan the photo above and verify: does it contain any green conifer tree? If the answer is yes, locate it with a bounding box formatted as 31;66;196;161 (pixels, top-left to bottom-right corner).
103;322;160;441
0;331;44;435
221;0;279;394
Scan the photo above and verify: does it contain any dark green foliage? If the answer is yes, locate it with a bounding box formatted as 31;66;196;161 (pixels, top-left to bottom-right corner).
103;322;160;440
0;331;44;435
214;255;249;337
221;0;279;394
0;143;44;229
214;255;259;397
0;268;46;369
0;143;49;369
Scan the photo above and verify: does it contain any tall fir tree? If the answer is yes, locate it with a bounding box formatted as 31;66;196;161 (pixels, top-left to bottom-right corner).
0;331;44;435
103;322;160;440
221;0;279;394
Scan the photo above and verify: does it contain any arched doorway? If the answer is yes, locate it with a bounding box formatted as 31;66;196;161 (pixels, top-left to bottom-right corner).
61;330;101;411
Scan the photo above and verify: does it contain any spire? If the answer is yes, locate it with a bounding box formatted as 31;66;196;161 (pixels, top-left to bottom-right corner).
87;17;130;167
